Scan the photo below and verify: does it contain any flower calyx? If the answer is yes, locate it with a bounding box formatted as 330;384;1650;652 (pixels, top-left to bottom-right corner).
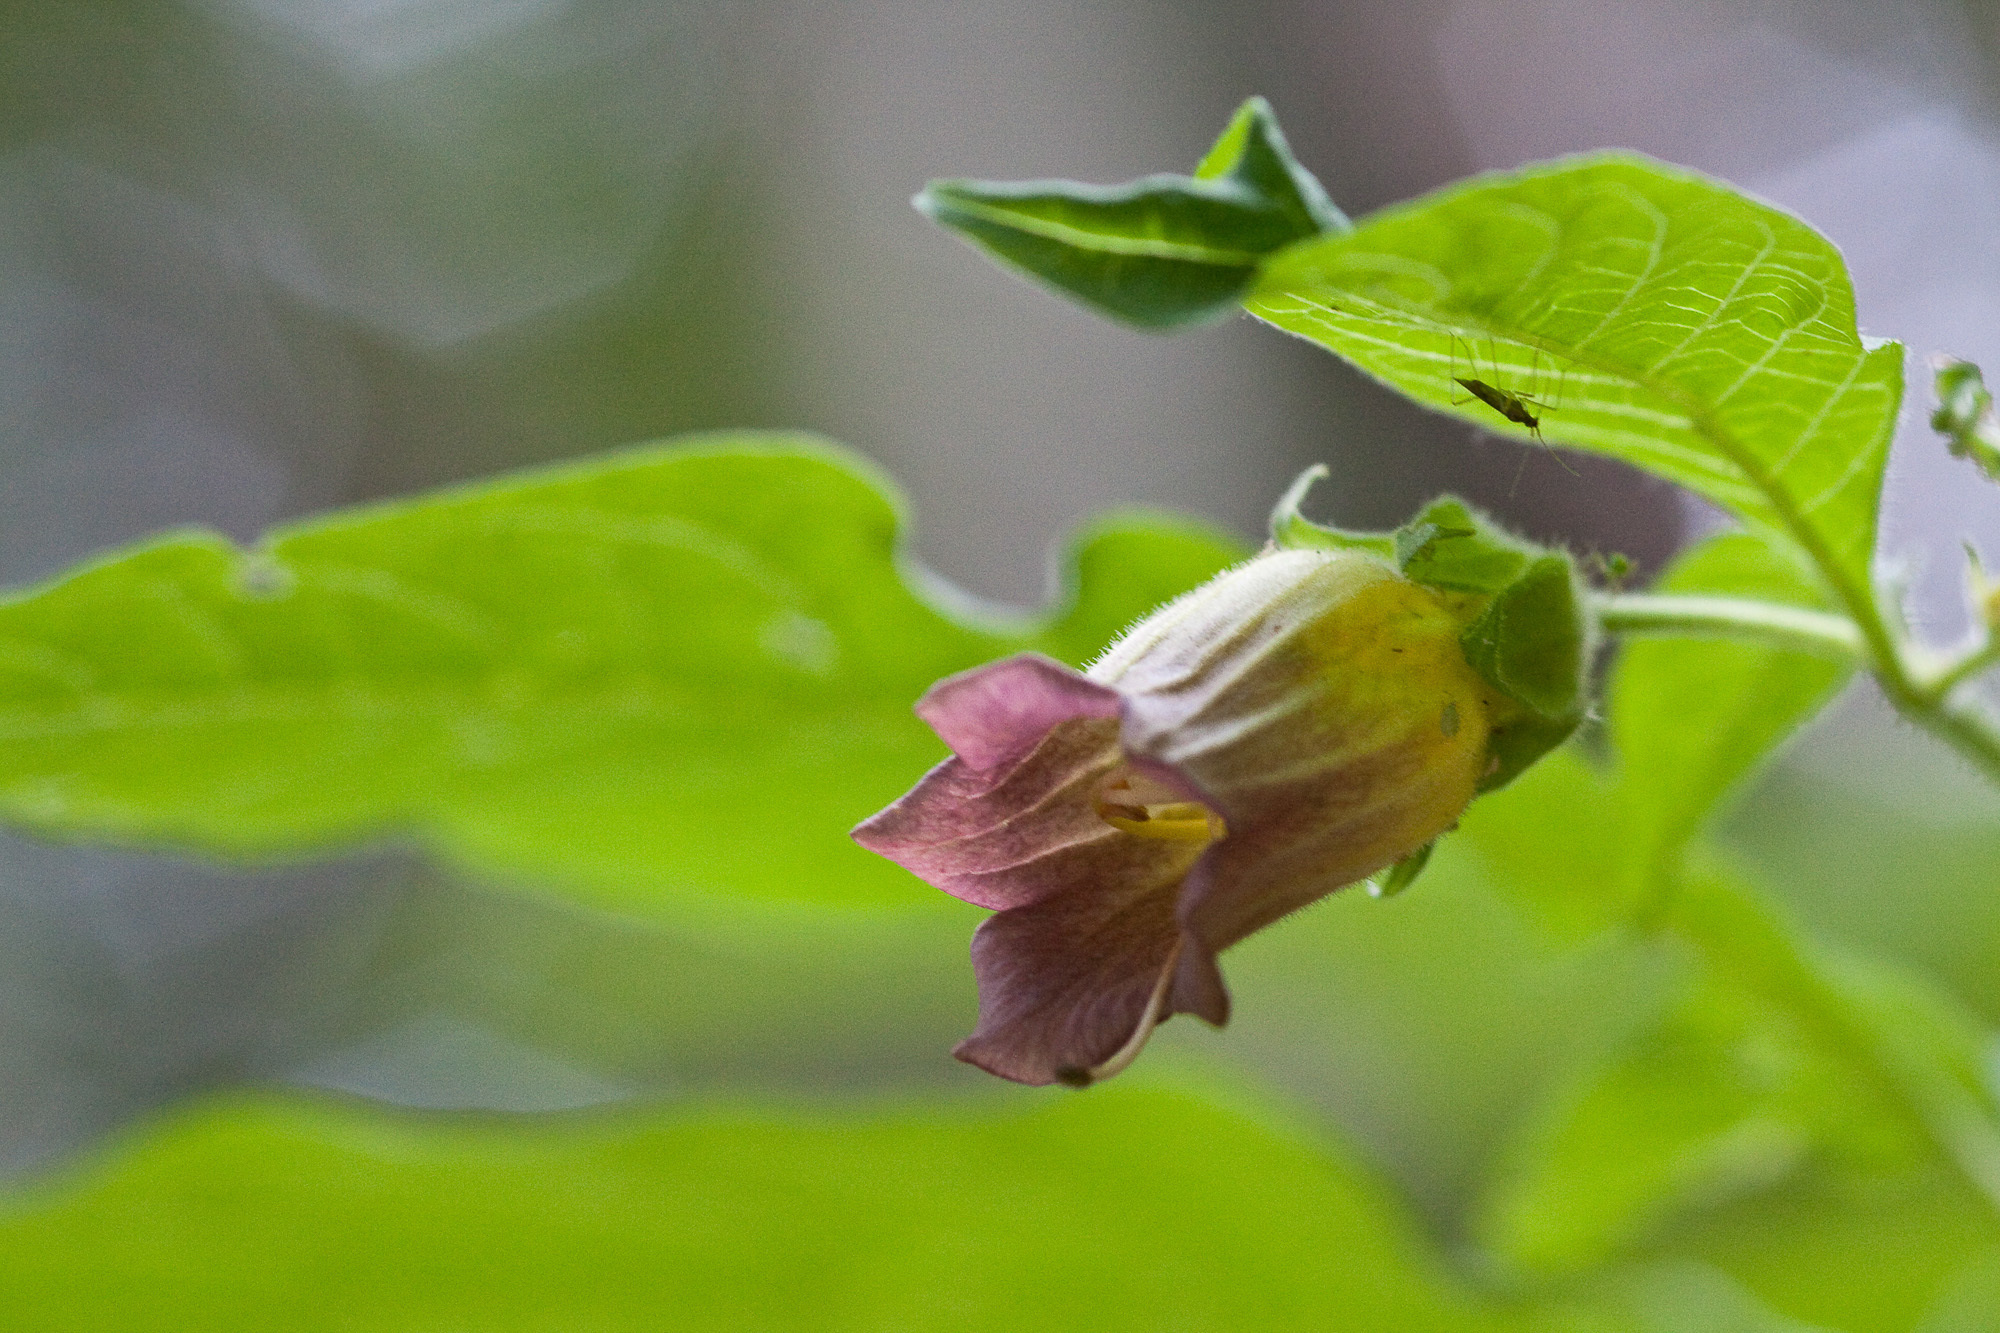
1271;465;1591;794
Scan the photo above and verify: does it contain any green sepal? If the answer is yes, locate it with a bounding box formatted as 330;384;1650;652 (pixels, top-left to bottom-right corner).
915;98;1339;330
1477;711;1582;794
1460;555;1589;719
1367;839;1434;898
1268;464;1393;557
1270;469;1588;788
1392;497;1537;593
1458;550;1588;791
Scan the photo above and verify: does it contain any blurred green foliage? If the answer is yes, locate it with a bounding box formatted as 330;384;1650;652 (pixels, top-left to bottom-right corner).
0;1080;1497;1332
4;96;1999;1333
0;436;1238;913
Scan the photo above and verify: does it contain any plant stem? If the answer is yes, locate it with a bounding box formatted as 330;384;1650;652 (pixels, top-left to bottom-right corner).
1590;591;1866;661
1592;590;2000;788
1916;636;2000;704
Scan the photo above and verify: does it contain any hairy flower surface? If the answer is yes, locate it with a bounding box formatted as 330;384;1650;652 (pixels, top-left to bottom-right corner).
855;548;1513;1087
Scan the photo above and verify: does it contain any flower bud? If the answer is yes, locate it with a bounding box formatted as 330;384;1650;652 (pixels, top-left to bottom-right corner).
855;545;1521;1087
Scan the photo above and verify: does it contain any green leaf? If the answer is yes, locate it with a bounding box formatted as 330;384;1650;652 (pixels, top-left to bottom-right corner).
1479;963;1908;1279
1666;867;2000;1203
1483;862;2000;1305
0;434;1244;913
1611;532;1853;890
916;98;1337;329
1456;745;1637;937
0;1081;1499;1331
1667;1156;1998;1333
1248;155;1902;598
1191;95;1350;236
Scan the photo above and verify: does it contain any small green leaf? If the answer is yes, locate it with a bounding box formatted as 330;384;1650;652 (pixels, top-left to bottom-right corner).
1249;155;1901;599
1931;355;2000;482
0;436;1243;913
0;1082;1498;1331
916;98;1337;329
1191;95;1349;236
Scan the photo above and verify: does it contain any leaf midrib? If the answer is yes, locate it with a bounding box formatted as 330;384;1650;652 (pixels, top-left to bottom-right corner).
937;195;1265;266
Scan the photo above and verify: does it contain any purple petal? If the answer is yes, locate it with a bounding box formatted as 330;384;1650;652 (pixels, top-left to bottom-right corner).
854;716;1154;911
954;877;1193;1087
915;653;1121;771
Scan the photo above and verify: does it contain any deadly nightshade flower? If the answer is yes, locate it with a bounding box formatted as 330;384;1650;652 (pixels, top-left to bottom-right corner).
855;491;1585;1088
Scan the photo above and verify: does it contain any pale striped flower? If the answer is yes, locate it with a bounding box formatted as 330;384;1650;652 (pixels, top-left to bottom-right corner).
855;548;1510;1087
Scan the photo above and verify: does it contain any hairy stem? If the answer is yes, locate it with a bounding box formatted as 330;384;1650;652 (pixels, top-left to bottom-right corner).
1915;636;2000;704
1591;591;1865;661
1592;590;2000;789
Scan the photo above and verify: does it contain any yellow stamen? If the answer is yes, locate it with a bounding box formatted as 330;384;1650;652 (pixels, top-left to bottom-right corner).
1095;770;1226;842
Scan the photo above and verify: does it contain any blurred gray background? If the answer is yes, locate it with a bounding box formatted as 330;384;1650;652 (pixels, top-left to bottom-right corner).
5;0;2000;1203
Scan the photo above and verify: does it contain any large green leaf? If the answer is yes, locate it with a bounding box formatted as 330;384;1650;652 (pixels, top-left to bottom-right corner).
0;1079;1498;1332
1610;532;1853;894
0;435;1243;912
1248;157;1901;598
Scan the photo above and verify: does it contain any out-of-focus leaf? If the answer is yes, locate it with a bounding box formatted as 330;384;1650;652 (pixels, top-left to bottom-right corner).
1648;871;2000;1323
0;1080;1501;1332
1915;1247;2000;1333
1664;1153;1997;1333
915;97;1338;329
1483;861;2000;1302
1556;1262;1850;1333
1454;745;1634;939
1479;964;1908;1279
0;435;1243;913
1611;532;1853;893
1726;745;2000;1021
1249;157;1901;596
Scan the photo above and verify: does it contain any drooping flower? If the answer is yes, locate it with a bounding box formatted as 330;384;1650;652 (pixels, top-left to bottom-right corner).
855;487;1586;1087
